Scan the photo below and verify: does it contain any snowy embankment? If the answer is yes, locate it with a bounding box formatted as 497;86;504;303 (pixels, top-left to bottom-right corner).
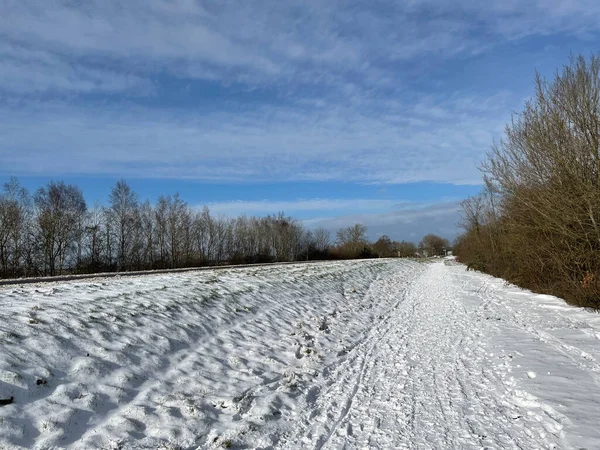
1;259;600;449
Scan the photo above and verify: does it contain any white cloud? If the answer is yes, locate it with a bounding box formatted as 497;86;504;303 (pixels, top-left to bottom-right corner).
203;199;409;217
1;1;598;184
0;43;154;95
0;97;506;184
2;1;600;95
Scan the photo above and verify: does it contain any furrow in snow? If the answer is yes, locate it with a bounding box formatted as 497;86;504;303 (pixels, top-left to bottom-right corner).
2;259;600;449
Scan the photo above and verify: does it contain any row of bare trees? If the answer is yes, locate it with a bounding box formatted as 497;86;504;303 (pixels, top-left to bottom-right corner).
334;223;420;258
455;54;600;308
0;178;428;278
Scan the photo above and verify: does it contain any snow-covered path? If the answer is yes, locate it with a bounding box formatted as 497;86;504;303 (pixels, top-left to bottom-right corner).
1;259;600;449
285;260;598;450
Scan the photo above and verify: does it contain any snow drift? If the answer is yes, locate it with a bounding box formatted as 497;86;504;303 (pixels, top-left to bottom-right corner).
1;259;599;449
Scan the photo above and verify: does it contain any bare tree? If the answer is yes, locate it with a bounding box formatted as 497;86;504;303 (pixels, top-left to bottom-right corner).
138;200;155;268
81;201;106;273
34;181;86;275
0;178;31;276
395;240;417;258
313;227;331;252
336;224;368;257
164;193;189;268
108;180;138;271
457;53;600;307
419;234;449;257
373;235;394;257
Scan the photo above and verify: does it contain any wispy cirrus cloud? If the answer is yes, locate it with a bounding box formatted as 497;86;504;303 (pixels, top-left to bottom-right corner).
2;0;600;95
0;42;154;96
204;198;409;217
0;95;506;184
2;0;599;187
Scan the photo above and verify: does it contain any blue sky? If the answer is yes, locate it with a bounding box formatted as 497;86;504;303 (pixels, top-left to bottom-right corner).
1;0;599;242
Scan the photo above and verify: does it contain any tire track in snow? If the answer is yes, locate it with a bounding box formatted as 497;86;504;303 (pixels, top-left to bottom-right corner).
282;261;568;450
314;292;410;450
278;265;420;449
399;262;566;449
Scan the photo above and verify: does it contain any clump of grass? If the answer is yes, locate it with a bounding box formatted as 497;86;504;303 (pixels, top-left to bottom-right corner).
318;318;328;331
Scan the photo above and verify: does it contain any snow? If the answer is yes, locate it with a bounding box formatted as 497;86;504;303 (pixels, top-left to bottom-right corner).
1;258;600;449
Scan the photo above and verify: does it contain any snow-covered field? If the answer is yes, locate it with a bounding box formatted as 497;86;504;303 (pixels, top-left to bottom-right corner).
1;259;600;449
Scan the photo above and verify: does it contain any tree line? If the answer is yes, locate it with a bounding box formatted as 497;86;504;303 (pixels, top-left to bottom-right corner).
455;53;600;308
0;178;440;279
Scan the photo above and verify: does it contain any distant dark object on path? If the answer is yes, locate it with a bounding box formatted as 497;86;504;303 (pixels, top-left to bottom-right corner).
0;396;14;406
